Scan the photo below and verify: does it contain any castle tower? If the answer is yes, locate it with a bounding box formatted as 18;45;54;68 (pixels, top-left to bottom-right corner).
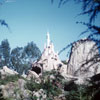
46;32;50;47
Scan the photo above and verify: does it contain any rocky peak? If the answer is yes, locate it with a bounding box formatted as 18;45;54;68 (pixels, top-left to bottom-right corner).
31;32;67;76
67;39;100;78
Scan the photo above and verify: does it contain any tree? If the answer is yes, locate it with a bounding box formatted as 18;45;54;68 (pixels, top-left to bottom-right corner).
53;0;100;23
11;42;41;74
0;20;9;28
0;39;10;68
24;41;41;63
10;47;25;74
0;0;9;29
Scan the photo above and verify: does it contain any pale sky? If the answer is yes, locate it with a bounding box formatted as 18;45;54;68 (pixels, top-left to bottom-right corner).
0;0;99;60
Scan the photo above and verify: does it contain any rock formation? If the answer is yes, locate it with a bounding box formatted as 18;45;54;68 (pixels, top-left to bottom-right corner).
0;79;30;100
32;89;47;100
67;39;100;84
0;34;100;99
31;34;100;84
0;66;18;79
31;32;67;77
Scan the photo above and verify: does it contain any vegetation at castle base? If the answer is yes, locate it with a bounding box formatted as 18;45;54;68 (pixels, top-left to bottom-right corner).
0;74;25;85
25;78;41;92
64;85;91;100
0;70;100;100
25;70;63;100
25;70;100;100
64;74;100;100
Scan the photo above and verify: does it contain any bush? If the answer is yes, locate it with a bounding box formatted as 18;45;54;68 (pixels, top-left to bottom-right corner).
42;77;62;97
25;78;41;92
25;70;63;99
0;74;24;85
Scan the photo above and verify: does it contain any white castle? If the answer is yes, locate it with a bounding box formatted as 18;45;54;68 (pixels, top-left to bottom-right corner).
32;32;67;76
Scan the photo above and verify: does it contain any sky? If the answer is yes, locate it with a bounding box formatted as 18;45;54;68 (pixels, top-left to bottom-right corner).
0;0;99;60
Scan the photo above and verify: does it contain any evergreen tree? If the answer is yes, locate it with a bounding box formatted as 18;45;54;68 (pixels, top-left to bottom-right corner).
0;39;10;68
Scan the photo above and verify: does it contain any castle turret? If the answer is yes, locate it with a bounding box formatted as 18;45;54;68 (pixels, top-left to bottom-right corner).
46;32;50;47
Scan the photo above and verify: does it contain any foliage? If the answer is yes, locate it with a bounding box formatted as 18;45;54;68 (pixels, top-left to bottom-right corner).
0;20;9;28
10;42;41;74
54;0;100;55
24;42;41;62
25;78;41;91
42;77;62;98
0;74;24;85
65;85;92;100
10;43;41;74
10;47;29;74
77;0;100;23
52;0;100;23
29;95;38;100
0;40;41;74
87;73;100;100
25;69;100;100
64;73;100;100
62;60;68;64
0;1;10;29
76;22;100;42
0;69;100;100
0;39;11;68
25;70;63;99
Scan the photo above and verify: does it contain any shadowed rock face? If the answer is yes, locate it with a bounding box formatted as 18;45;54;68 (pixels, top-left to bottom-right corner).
31;66;41;75
64;81;77;91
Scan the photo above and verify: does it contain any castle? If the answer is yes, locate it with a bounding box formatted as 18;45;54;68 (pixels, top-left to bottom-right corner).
31;32;67;76
31;32;100;84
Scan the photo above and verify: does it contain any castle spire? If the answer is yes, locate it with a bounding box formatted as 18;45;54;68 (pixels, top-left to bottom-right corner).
47;32;50;47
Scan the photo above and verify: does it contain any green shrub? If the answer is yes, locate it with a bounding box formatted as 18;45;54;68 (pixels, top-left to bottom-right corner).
65;85;92;100
31;96;38;100
25;78;41;91
43;78;62;97
0;74;24;85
